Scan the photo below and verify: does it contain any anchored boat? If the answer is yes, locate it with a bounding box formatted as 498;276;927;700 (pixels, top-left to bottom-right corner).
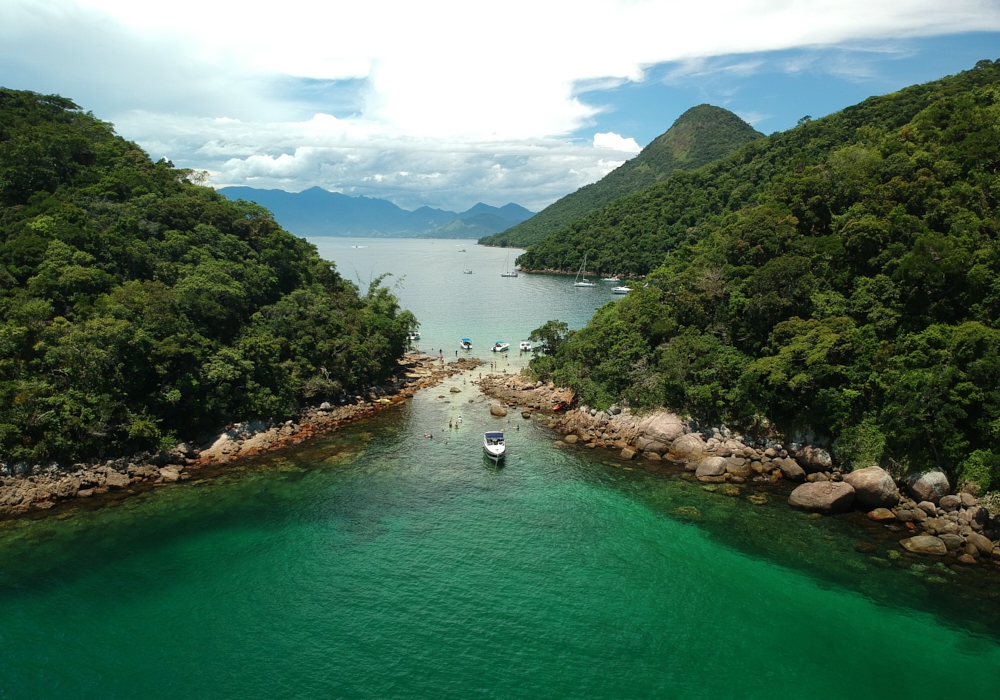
611;286;630;294
573;254;597;287
460;338;472;350
501;252;518;277
519;341;532;351
491;340;510;352
483;431;506;462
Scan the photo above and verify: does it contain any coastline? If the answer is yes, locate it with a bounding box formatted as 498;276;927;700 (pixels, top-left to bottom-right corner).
0;353;481;522
478;372;1000;570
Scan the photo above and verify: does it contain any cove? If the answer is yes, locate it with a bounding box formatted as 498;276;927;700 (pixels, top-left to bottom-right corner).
1;241;998;699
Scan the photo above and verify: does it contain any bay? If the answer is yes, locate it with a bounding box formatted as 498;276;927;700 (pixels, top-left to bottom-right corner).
0;239;998;700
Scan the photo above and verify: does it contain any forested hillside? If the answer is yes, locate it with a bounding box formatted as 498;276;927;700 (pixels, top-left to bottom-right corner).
480;105;762;248
0;89;415;463
519;61;1000;276
530;60;1000;488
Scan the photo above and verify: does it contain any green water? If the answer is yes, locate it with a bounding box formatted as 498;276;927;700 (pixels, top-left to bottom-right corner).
2;240;999;698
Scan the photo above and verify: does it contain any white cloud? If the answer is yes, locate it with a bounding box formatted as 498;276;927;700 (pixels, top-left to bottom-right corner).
594;132;642;153
3;0;1000;210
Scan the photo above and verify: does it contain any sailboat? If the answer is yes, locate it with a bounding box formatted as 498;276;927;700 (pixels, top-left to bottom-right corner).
501;252;518;277
573;254;597;287
463;250;473;274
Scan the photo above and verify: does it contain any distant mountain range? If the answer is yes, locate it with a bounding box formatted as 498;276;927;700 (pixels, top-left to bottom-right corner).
479;104;764;248
217;186;533;238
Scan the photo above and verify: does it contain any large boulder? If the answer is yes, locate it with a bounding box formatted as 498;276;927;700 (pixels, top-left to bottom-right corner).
637;412;686;444
967;532;995;556
670;433;706;460
795;446;833;473
490;405;508;417
788;482;856;513
900;535;947;555
105;471;130;489
843;466;899;509
695;457;728;478
905;471;950;504
774;457;806;482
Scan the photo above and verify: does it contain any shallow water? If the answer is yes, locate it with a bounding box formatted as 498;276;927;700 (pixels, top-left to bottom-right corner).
1;240;999;698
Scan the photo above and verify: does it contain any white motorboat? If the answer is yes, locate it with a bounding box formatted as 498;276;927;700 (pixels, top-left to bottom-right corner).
491;340;510;352
602;275;620;282
573;254;597;287
611;286;630;294
407;331;421;340
519;341;532;351
483;431;506;462
460;338;472;350
501;252;518;277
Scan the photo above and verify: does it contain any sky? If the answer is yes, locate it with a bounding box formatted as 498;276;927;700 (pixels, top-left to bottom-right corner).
2;1;1000;212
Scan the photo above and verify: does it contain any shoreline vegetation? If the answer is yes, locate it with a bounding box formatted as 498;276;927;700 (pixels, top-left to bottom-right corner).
0;88;416;468
0;354;480;520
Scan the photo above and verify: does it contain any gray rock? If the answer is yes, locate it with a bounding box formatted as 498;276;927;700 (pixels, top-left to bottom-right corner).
695;457;729;478
788;482;856;513
620;447;636;460
900;535;948;555
637;412;686;443
670;433;706;460
905;471;950;504
938;534;964;551
917;501;938;516
967;532;994;556
105;472;130;489
939;494;962;512
960;492;978;508
796;446;833;473
843;466;899;509
774;457;806;482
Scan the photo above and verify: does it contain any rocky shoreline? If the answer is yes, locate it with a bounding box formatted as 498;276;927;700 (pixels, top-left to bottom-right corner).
0;353;481;520
478;373;1000;569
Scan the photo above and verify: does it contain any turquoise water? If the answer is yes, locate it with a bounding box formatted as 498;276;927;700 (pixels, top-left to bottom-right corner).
1;240;999;699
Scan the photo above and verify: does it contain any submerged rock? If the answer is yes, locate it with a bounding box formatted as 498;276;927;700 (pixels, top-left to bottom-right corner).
563;434;579;444
900;535;947;555
489;405;508;417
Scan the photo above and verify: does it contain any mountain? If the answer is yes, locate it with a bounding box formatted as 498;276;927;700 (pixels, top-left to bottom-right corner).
526;59;1000;488
0;88;414;462
479;105;764;248
217;186;533;238
517;61;1000;276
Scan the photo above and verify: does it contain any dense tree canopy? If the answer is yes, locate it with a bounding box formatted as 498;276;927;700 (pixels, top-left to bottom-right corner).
0;88;415;462
518;60;1000;277
531;61;1000;490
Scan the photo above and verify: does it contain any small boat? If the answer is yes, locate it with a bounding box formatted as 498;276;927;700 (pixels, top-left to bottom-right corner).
491;341;510;352
460;338;472;350
501;252;518;277
407;331;421;341
573;254;597;287
463;251;473;274
611;286;630;294
552;401;569;413
602;275;620;282
483;431;506;462
519;341;532;351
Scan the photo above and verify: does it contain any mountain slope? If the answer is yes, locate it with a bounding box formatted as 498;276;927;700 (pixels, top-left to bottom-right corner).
0;88;415;462
517;61;1000;276
480;105;763;248
529;59;1000;486
218;186;533;238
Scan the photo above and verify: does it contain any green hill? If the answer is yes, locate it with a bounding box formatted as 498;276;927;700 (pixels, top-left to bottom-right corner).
0;88;415;463
479;105;763;248
528;59;1000;488
517;62;1000;277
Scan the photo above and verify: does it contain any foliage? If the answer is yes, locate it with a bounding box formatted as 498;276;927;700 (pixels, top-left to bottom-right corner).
518;60;1000;276
531;61;1000;478
0;88;415;462
480;105;762;248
